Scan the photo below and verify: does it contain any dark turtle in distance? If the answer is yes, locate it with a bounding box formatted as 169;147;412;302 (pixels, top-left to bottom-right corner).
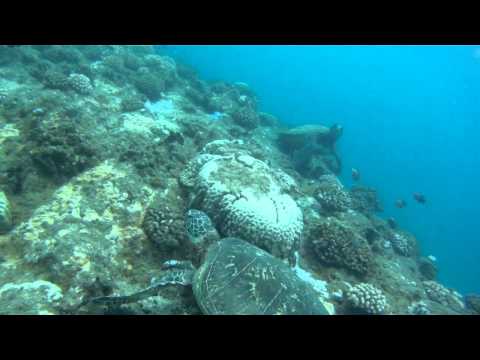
81;238;330;315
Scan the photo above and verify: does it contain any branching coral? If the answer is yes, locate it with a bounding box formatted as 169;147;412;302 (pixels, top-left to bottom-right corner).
345;283;388;314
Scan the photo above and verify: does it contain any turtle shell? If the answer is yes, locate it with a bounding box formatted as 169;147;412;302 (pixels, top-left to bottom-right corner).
193;237;329;315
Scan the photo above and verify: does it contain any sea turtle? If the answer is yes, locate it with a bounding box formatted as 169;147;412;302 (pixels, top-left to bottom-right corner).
80;237;330;315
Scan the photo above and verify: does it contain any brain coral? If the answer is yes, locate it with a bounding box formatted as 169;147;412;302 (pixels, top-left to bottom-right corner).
309;216;373;276
181;143;303;261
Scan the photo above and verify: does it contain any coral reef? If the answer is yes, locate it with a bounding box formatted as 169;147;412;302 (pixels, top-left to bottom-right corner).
345;283;388;314
390;232;414;257
0;45;470;315
120;96;145;113
43;70;70;90
230;106;259;129
309;217;374;276
27;119;97;182
142;204;186;250
315;174;352;212
407;301;431;315
68;73;93;94
423;281;465;311
134;70;165;101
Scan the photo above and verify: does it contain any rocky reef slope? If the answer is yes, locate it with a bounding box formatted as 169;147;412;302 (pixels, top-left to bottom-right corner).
0;45;473;314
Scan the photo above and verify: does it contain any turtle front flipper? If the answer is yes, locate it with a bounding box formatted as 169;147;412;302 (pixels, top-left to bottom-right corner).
78;262;195;311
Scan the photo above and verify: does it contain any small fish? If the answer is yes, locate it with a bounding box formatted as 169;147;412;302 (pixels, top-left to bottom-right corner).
387;217;397;229
395;199;407;209
413;192;426;204
351;168;360;181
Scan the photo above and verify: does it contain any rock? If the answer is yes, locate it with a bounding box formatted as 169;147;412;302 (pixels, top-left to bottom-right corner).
12;160;158;310
0;280;63;315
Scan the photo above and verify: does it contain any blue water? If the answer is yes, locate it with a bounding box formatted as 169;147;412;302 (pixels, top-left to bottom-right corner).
158;45;480;295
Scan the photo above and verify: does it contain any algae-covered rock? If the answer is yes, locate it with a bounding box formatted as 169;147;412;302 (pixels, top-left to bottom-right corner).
0;280;63;315
12;160;159;309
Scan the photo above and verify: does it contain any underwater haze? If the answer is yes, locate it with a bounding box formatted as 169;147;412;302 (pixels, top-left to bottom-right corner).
158;45;480;295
